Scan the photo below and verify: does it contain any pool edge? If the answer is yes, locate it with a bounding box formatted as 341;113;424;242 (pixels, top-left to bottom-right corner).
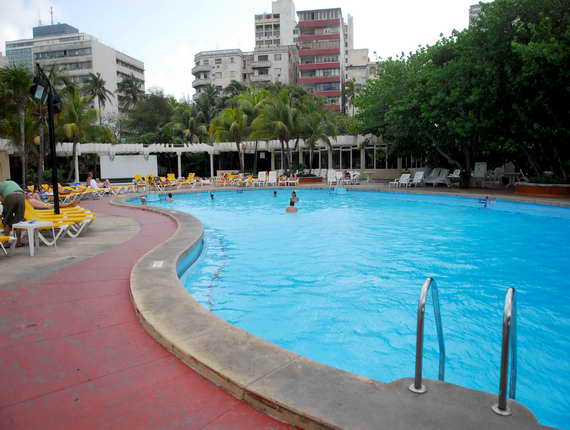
113;191;557;430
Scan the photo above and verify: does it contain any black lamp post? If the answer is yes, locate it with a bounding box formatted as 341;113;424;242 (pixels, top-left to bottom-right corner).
30;64;61;214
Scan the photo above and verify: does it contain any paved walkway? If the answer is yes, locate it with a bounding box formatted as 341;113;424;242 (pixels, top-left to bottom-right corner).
0;199;293;430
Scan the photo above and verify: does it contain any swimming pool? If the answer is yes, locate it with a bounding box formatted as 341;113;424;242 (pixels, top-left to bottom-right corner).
145;190;570;429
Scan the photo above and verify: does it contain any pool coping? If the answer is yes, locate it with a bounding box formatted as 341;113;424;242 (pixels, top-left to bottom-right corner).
113;188;558;430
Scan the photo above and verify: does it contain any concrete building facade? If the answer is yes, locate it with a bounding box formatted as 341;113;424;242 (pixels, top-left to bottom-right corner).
297;8;346;111
255;0;296;49
244;45;298;86
469;4;483;26
192;49;244;95
5;23;144;118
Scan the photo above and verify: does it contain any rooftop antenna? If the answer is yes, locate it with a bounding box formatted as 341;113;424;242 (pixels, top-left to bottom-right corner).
50;6;54;25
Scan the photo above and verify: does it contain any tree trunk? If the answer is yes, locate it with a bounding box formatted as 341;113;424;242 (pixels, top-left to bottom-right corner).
98;99;102;126
235;141;244;173
461;145;471;188
309;145;314;170
67;141;78;182
520;143;541;176
327;144;333;170
19;107;26;186
253;141;259;175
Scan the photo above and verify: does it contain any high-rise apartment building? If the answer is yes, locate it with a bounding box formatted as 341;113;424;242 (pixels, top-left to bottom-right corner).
255;0;296;49
5;23;144;118
297;8;346;111
469;4;483;26
192;49;244;95
192;45;298;96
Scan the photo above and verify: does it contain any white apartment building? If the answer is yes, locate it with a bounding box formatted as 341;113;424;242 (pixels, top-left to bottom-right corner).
5;23;144;118
469;4;483;26
192;49;244;95
345;48;377;115
255;0;296;49
244;45;298;85
192;45;298;96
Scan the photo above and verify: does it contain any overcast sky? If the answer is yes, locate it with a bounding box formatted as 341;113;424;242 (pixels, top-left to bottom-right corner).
2;0;478;100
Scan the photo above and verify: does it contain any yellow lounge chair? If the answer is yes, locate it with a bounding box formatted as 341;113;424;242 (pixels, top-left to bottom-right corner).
0;220;16;255
25;201;95;240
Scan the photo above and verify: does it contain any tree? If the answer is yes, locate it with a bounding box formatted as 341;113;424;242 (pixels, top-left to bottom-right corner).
210;107;251;173
84;72;113;125
251;90;298;173
223;80;246;101
60;85;98;182
236;88;268;174
125;89;174;137
116;73;144;112
0;66;33;184
303;110;338;170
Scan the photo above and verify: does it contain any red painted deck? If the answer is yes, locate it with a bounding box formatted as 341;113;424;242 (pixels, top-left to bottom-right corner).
0;199;294;430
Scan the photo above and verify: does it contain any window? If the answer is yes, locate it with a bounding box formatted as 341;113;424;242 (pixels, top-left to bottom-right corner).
230;71;236;78
258;55;269;62
214;72;222;79
230;57;234;63
274;68;281;74
215;58;222;64
274;54;282;61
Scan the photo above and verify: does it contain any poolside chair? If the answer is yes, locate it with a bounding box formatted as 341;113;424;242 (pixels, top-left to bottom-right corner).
389;173;410;188
472;162;487;187
423;168;442;186
431;169;449;187
287;175;299;186
327;170;337;186
254;171;267;187
23;201;68;247
267;171;278;186
0;221;16;255
447;169;461;187
26;202;96;240
410;171;425;187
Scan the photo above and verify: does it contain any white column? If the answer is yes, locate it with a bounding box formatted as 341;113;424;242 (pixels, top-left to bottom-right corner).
209;152;214;178
74;153;79;183
177;152;182;179
360;147;365;175
271;151;275;170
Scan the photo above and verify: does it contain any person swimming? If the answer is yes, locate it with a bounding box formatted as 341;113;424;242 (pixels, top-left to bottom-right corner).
210;192;214;200
167;192;174;202
273;191;277;197
286;199;298;213
290;191;299;202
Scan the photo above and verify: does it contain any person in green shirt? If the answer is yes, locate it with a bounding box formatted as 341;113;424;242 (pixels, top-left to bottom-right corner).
0;180;25;245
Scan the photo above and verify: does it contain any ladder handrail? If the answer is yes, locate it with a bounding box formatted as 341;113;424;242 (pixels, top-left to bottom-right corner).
409;277;446;394
492;288;517;416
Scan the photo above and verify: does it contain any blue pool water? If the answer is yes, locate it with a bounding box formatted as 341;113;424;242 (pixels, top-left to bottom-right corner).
143;190;570;429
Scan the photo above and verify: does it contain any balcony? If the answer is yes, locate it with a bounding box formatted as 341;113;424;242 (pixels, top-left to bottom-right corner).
192;64;212;74
298;34;340;42
316;90;342;97
298;19;341;28
192;78;211;88
298;76;340;85
299;48;340;57
322;104;342;111
251;61;271;68
250;74;271;82
298;62;340;71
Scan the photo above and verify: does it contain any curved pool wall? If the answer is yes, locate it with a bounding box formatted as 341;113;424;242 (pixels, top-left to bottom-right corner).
117;191;555;430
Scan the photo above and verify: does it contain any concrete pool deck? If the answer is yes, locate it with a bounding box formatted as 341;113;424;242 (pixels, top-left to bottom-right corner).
121;185;563;430
0;200;294;430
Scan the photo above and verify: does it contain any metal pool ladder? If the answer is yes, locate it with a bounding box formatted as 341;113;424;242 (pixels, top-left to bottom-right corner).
409;277;446;394
492;287;517;416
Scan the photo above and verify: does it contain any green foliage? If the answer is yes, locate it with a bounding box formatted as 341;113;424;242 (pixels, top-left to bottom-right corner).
355;0;570;182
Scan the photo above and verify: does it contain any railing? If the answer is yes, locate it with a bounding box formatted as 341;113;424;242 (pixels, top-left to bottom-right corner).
409;278;446;394
492;288;517;416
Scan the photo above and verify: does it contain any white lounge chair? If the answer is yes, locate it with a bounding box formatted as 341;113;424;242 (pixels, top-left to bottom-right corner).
254;171;267;187
327;170;337;186
472;162;487;187
431;169;450;187
410;171;425;187
424;168;441;186
389;173;411;188
267;171;278;186
447;169;461;187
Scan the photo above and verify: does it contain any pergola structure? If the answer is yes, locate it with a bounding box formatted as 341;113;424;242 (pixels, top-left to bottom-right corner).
1;135;424;182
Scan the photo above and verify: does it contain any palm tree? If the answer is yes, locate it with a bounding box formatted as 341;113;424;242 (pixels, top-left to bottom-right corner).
116;73;144;112
343;79;357;115
223;80;246;100
84;72;113;125
0;66;33;184
209;107;251;173
60;85;98;182
236;89;267;174
194;84;223;125
303;111;338;170
251;91;297;173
